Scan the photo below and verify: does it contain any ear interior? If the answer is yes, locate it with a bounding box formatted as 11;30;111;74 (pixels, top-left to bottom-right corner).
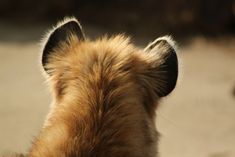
144;36;178;97
42;18;85;73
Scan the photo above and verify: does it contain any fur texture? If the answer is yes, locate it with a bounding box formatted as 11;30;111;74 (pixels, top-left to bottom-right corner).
5;18;178;157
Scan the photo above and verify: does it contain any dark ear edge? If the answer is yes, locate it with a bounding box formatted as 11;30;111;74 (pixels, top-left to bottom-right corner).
159;41;178;97
146;36;178;97
42;17;85;72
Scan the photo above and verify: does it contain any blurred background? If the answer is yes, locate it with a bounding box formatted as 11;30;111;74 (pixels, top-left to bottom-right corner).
0;0;235;157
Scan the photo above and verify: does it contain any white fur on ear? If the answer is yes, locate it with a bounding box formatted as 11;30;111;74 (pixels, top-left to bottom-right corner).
143;35;179;97
56;17;80;28
40;16;85;76
154;36;182;88
54;16;85;37
155;36;177;50
40;16;84;50
144;35;177;52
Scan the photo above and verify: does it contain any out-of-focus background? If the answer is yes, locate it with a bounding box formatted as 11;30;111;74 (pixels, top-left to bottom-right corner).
0;0;235;157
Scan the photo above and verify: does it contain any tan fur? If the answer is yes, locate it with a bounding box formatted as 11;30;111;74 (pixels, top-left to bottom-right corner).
31;35;159;157
4;29;177;157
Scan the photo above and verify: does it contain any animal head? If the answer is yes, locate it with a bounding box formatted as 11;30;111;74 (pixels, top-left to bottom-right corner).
41;17;178;115
2;18;179;157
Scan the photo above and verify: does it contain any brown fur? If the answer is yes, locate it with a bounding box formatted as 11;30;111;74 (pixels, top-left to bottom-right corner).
31;35;160;157
3;18;178;157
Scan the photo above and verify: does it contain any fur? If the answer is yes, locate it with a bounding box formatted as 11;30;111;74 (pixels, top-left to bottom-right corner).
4;18;178;157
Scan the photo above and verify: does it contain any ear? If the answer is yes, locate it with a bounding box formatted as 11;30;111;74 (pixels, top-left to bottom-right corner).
42;17;85;73
143;36;178;97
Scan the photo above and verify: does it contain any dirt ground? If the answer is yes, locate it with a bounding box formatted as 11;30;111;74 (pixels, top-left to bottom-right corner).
0;26;235;157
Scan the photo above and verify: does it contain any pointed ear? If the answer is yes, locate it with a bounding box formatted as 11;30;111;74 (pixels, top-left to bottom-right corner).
42;17;85;73
143;36;178;97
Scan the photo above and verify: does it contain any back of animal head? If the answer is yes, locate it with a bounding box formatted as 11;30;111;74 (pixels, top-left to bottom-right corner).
42;17;178;105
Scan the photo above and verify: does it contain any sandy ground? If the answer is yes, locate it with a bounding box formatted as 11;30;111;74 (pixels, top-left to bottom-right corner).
0;26;235;157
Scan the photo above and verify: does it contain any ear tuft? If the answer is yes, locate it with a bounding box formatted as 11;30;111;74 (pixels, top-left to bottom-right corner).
42;17;85;73
144;36;178;97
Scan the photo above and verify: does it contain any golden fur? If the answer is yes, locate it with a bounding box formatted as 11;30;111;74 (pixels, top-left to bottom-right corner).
32;35;159;157
3;18;178;157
